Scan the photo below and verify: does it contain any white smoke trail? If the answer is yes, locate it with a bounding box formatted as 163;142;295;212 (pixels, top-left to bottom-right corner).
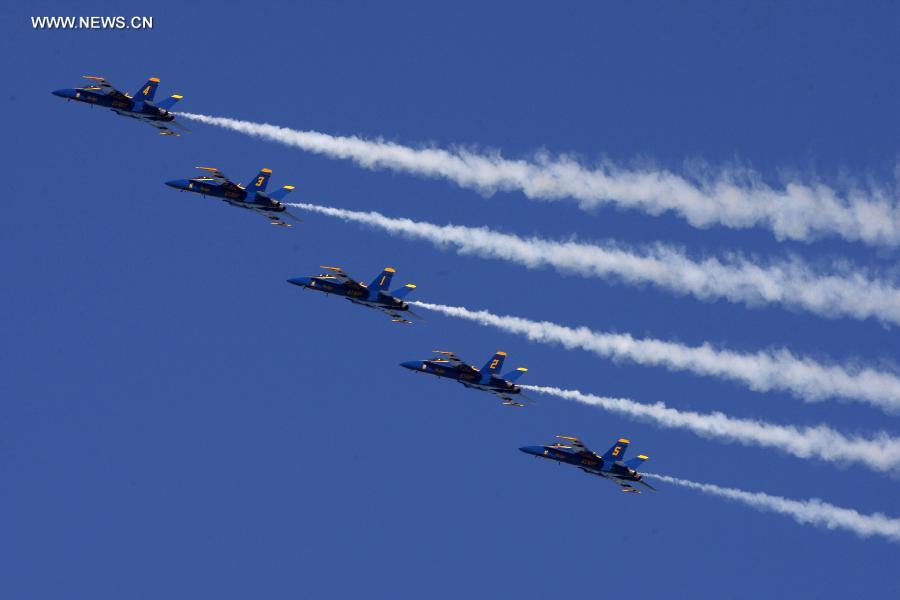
645;473;900;544
409;301;900;413
178;112;900;247
521;385;900;473
287;201;900;325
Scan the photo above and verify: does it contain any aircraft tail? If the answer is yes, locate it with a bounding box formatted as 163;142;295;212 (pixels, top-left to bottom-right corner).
247;168;272;192
624;454;649;469
503;367;528;382
156;94;183;111
391;283;417;299
134;77;160;101
601;438;631;462
481;351;507;374
268;185;295;201
369;268;396;292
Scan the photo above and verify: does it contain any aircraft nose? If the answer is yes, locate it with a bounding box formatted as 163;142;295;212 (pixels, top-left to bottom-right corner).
286;277;311;287
519;446;544;456
400;361;421;371
52;88;75;99
165;179;188;189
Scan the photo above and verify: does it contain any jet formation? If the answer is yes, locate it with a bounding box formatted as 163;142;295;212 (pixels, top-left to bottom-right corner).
53;76;187;136
53;73;661;496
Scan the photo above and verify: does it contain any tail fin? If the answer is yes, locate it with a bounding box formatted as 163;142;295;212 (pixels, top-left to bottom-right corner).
624;454;649;470
156;94;183;111
503;367;528;382
481;351;507;374
391;283;416;299
134;77;160;101
268;185;295;201
369;268;396;292
247;168;272;192
601;438;630;463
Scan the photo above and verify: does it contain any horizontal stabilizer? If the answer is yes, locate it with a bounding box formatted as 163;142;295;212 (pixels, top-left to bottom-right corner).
269;185;295;201
637;479;658;492
503;367;528;382
624;454;649;469
156;94;183;111
391;283;417;299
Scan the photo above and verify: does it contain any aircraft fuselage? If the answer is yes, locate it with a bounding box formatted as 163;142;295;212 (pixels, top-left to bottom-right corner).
164;180;286;213
400;359;522;395
519;445;643;483
287;277;410;312
52;87;174;121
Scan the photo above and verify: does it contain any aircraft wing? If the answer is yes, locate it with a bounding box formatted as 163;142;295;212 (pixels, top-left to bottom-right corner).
498;393;526;407
82;76;130;101
431;350;466;367
556;435;588;451
148;120;180;137
194;166;233;185
377;307;413;324
258;211;292;228
318;266;355;284
616;481;642;494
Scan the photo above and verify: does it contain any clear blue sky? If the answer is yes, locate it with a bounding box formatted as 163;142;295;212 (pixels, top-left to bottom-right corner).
3;1;899;597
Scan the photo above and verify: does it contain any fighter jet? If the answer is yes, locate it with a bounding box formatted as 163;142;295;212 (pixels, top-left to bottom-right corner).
165;167;297;227
287;266;419;324
520;435;656;493
400;351;529;406
52;76;187;136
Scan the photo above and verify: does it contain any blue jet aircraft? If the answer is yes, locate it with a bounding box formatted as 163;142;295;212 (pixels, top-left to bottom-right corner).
53;76;187;136
400;351;529;406
165;167;297;227
287;266;419;324
520;435;656;493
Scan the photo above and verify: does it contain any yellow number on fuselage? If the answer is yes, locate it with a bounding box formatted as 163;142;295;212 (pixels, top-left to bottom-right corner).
256;176;265;187
612;446;621;456
142;86;151;96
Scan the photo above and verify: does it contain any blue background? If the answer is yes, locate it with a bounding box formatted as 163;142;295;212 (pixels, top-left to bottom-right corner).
2;1;899;597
